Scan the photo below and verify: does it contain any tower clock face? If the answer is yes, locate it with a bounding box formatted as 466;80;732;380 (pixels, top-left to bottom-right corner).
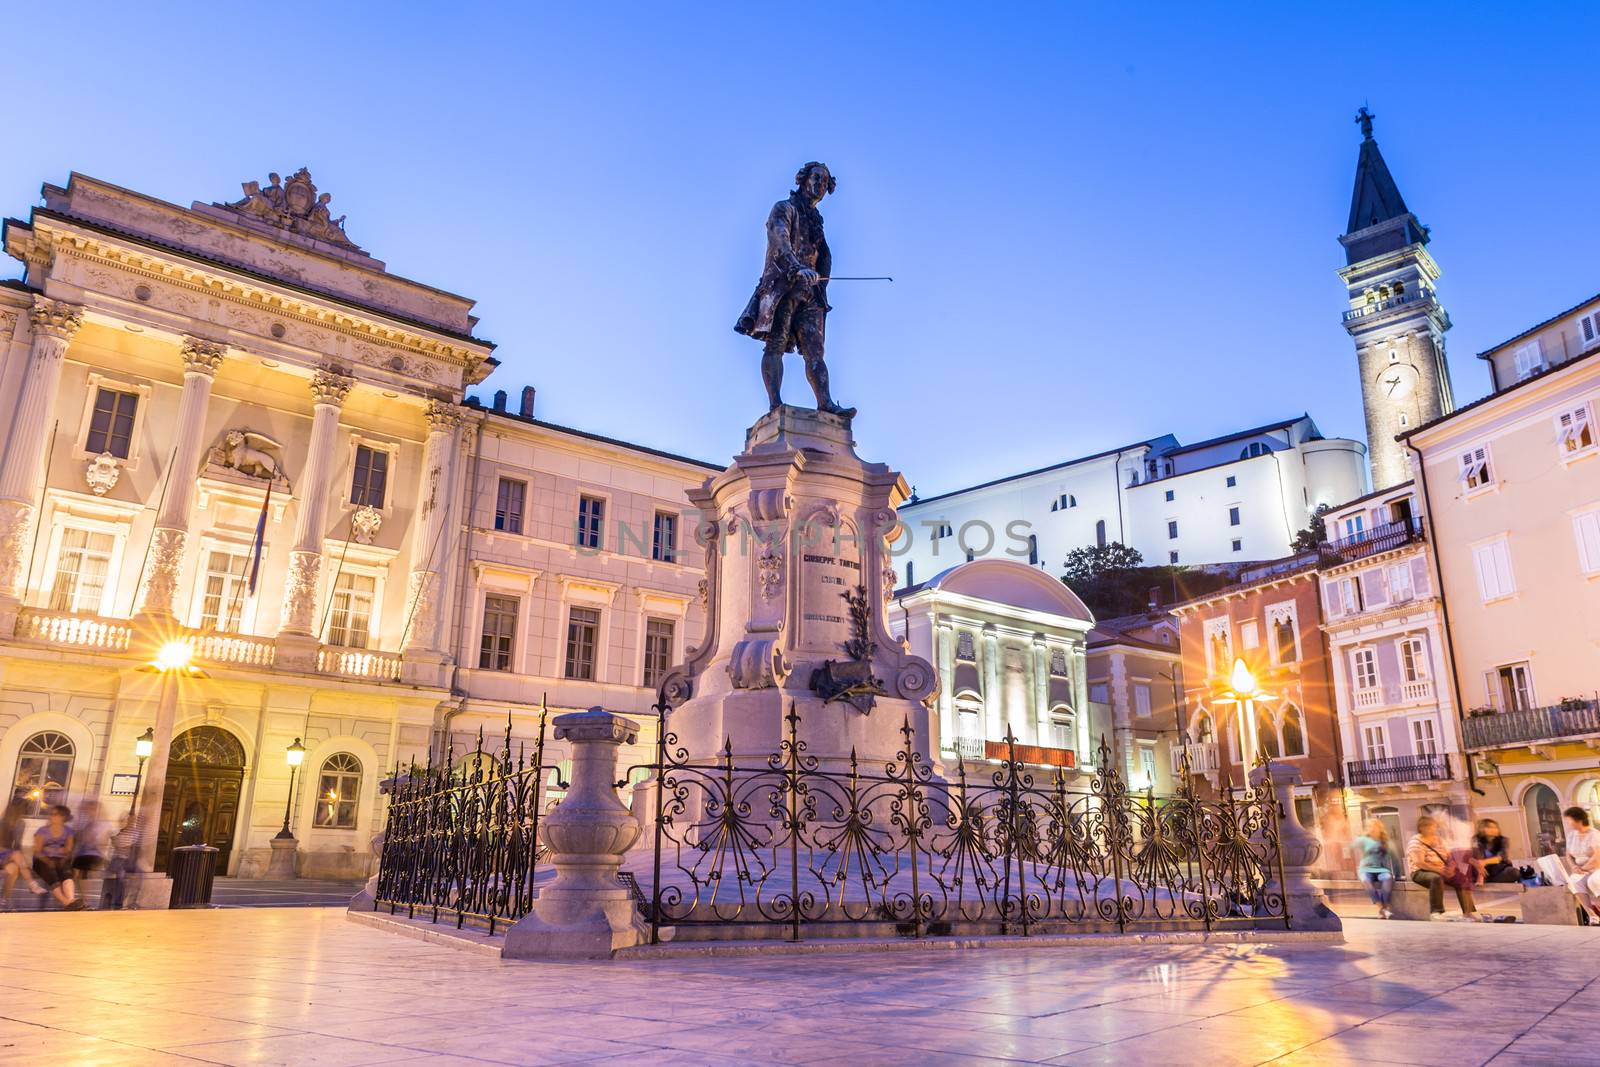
1376;362;1419;401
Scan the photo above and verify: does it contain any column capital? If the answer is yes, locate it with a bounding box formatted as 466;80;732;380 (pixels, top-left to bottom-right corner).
28;296;84;343
423;399;467;431
180;336;227;376
309;369;353;405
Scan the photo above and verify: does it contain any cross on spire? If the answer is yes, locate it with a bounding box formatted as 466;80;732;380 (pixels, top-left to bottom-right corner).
1355;106;1375;141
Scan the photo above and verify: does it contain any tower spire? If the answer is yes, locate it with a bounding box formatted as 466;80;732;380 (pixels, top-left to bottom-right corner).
1345;109;1413;242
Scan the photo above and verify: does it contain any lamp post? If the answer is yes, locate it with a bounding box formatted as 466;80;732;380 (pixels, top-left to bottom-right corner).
133;640;200;877
128;727;154;820
1216;657;1273;771
267;738;305;880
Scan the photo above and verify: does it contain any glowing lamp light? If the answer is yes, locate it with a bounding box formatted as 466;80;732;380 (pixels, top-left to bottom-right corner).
153;640;193;673
286;737;306;768
1228;658;1260;701
134;727;155;760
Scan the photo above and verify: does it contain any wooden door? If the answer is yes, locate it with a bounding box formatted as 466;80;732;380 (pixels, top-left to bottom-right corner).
155;727;247;873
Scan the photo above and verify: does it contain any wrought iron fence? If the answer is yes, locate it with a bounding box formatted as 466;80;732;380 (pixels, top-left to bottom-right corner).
637;703;1288;943
1345;753;1450;787
373;713;562;935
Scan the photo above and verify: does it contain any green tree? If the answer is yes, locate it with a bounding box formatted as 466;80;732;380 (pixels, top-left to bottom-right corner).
1060;542;1144;586
1290;511;1327;553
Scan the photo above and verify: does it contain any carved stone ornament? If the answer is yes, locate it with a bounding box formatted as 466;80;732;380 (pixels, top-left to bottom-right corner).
28;297;84;344
756;546;784;602
350;504;383;545
310;369;354;405
180;336;227;375
809;584;887;714
405;570;439;647
280;550;322;634
0;501;36;597
139;527;188;615
1049;649;1069;677
84;453;120;496
206;430;288;486
695;578;708;606
221;168;364;252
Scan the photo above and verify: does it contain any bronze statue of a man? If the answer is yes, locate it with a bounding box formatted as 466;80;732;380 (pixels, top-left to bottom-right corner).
735;162;853;417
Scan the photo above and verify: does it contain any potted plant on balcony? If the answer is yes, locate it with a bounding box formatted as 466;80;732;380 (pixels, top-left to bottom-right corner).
1467;705;1498;719
1557;696;1590;713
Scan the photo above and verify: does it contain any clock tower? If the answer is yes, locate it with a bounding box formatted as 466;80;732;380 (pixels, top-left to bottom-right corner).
1338;108;1454;490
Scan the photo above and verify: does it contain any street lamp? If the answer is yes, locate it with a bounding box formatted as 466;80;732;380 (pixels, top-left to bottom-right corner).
128;727;155;820
276;738;305;840
1216;657;1274;769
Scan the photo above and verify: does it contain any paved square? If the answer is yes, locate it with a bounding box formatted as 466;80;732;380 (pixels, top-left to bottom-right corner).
0;909;1594;1065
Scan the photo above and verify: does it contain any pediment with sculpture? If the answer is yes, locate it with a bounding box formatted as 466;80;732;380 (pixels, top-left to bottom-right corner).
218;168;364;252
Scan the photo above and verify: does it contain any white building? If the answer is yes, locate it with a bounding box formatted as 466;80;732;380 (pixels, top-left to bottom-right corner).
894;415;1366;586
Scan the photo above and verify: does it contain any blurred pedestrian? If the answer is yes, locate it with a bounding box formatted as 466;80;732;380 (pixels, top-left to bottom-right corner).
1353;819;1399;918
1407;814;1480;921
1562;807;1600;921
1;798;44;910
100;814;144;910
32;805;83;910
71;800;108;903
1473;818;1520;884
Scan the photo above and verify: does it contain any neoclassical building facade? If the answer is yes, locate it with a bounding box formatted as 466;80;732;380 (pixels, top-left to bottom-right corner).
0;171;710;879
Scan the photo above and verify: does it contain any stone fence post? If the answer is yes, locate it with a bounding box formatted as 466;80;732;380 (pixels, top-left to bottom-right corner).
504;708;643;959
1250;760;1342;933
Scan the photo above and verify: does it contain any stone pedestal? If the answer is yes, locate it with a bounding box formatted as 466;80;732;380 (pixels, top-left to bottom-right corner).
1520;885;1581;926
661;406;936;769
503;710;644;959
1250;761;1343;933
265;836;299;879
133;876;174;910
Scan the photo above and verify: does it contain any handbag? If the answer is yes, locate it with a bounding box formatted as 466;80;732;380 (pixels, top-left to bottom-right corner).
1436;844;1478;890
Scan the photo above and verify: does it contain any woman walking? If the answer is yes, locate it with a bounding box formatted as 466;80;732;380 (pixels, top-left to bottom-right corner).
32;805;84;910
1407;814;1480;921
1353;819;1400;918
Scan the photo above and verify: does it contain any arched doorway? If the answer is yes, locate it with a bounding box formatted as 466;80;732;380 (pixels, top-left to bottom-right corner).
1523;783;1564;857
156;726;246;873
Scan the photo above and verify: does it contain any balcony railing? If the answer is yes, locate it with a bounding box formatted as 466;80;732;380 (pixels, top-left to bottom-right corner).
954;735;985;761
1321;519;1423;565
1172;741;1220;776
319;646;404;681
1354;688;1382;709
1401;679;1435;703
191;632;278;668
1346;753;1451;787
1343;290;1426;322
15;610;133;651
1463;700;1600;750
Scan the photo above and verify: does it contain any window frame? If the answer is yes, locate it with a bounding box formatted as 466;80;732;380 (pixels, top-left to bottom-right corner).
1266;602;1299;665
84;385;141;460
190;541;256;634
348;442;392;511
651;510;678;563
1574;505;1600;576
13;731;75;816
44;523;120;615
1557;402;1596;461
72;374;152;470
1408;716;1439;758
1361;723;1389;762
576;494;606;551
324;568;383;650
563;604;602;680
1457;444;1495;495
478;593;520;671
1470;536;1516;603
312;753;362;830
1351;646;1379;691
642;616;676;689
494;477;527;534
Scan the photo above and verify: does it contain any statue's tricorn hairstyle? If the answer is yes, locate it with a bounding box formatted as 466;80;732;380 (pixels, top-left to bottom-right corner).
795;161;837;195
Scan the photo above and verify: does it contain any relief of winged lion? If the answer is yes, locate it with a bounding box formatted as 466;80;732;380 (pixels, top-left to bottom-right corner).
218;430;285;484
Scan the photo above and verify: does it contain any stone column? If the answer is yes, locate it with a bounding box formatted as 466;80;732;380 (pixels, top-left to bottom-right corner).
402;401;464;658
1248;760;1342;933
136;338;226;619
278;370;352;643
0;298;83;625
1031;635;1049;745
981;624;1001;742
503;709;644;959
1110;651;1138;782
934;620;954;753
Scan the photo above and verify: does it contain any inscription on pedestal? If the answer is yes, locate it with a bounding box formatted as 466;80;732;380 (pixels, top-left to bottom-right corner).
800;550;862;649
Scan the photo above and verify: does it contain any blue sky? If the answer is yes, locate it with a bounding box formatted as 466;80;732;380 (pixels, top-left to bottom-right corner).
6;3;1598;492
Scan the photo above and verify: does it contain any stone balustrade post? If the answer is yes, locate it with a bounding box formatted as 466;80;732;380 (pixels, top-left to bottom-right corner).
277;370;352;650
503;708;644;959
1248;760;1342;933
137;337;225;619
0;298;83;628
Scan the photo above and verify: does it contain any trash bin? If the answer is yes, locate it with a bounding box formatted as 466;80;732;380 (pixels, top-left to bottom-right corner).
168;844;219;908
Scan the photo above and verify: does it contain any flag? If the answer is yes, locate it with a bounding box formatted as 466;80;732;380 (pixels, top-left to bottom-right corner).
247;481;272;595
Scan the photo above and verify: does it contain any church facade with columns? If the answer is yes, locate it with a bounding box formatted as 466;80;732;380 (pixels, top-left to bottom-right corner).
0;171;709;879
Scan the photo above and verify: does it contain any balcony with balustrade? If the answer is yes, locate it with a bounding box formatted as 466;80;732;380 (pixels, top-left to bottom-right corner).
1462;699;1600;751
11;608;407;684
1171;740;1220;777
1346;753;1451;787
1319;518;1423;566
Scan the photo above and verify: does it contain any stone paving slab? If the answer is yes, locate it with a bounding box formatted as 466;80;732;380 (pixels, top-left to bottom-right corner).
0;907;1595;1065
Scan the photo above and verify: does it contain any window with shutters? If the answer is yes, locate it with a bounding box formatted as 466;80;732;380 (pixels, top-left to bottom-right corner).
1133;684;1152;717
1557;404;1595;458
47;527;116;614
1388;560;1414;604
1401;635;1428;683
1574;507;1600;575
564;606;600;679
642;617;674;689
651;511;677;562
1352;648;1378;690
494;479;526;533
85;387;139;459
576;495;604;550
326;572;377;649
479;594;518;671
1494;662;1535;711
350;445;389;509
1360;568;1389;610
1458;445;1494;493
1471;538;1516;602
1409;717;1439;758
1342;514;1366;542
1239;620;1259;650
1512;340;1545;381
1579;311;1600;351
1362;724;1388;762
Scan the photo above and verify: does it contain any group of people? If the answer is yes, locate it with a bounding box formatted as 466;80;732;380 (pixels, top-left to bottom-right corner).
1;798;141;911
1352;809;1600;922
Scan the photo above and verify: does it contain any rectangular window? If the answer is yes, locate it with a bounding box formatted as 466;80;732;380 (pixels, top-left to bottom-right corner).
1410;718;1439;757
1512;340;1545;380
1167;520;1178;539
85;387;139;459
1558;404;1595;457
494;479;526;533
564;606;600;679
1272;613;1298;664
1401;635;1428;683
351;446;389;508
1139;746;1157;786
1458;446;1493;492
327;572;376;649
1325;576;1360;617
1575;507;1600;575
1342;514;1366;541
198;549;250;632
1472;539;1516;601
1362;724;1388;762
478;594;518;671
1360;568;1389;609
1228;506;1241;527
1352;648;1378;690
1580;311;1600;349
1497;663;1534;712
652;511;677;563
1225;475;1237;488
576;495;604;550
642;617;675;689
1388;561;1414;603
1169;550;1179;564
1089;682;1109;704
1133;684;1152;717
48;527;115;614
1239;620;1259;650
1164;490;1174;502
1231;539;1242;552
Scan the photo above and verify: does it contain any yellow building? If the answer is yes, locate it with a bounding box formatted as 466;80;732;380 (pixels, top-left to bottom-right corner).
0;171;709;881
1404;291;1600;860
